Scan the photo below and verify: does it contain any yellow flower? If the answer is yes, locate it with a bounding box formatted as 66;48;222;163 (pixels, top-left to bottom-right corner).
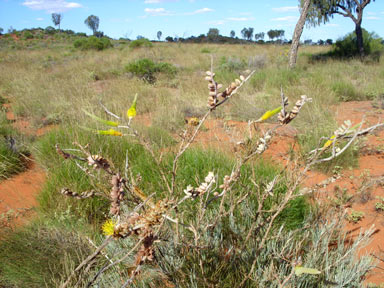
127;94;138;119
101;219;117;236
97;129;123;136
323;135;336;149
256;106;282;123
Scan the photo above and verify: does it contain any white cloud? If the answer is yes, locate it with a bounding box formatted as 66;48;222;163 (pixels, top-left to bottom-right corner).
22;0;82;13
226;17;255;21
272;16;298;22
144;0;177;3
207;20;225;25
36;17;44;21
272;6;298;13
144;7;173;16
366;16;381;20
324;23;339;27
186;7;213;15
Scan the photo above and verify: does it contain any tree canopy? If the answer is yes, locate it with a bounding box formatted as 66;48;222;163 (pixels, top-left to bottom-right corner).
51;13;62;29
304;0;375;56
84;15;100;35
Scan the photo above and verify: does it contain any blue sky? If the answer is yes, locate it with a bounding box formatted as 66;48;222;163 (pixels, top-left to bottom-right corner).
1;0;384;41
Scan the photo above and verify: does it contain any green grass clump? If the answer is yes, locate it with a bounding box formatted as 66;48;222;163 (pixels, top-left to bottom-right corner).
129;38;153;49
0;219;93;288
0;112;28;180
35;125;309;230
332;80;361;102
125;58;177;83
73;36;112;51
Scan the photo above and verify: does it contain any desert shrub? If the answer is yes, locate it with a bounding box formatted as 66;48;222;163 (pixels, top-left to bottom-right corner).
329;29;384;59
22;31;34;40
73;36;112;51
331;80;361;102
45;26;55;35
125;58;177;83
219;56;247;72
248;54;267;69
129;38;153;49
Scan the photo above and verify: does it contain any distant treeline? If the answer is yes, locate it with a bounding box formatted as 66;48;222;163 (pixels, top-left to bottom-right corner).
0;26;341;46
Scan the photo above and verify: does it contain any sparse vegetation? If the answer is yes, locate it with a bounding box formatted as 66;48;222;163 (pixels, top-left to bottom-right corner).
1;31;384;287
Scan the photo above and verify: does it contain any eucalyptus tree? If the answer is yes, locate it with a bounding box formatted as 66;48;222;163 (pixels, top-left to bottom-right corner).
51;13;63;31
307;0;374;57
84;15;100;35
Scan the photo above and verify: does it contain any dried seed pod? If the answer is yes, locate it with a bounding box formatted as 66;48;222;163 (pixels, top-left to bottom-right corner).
240;75;245;81
61;188;95;199
278;95;311;125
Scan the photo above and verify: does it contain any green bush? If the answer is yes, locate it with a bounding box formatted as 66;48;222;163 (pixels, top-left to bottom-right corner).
73;36;112;51
330;29;384;59
22;31;34;40
125;58;177;83
129;38;153;49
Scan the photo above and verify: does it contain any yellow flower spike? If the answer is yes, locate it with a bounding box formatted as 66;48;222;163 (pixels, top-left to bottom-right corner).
82;109;119;127
96;129;123;136
256;106;282;123
323;135;336;149
101;218;117;236
127;94;138;119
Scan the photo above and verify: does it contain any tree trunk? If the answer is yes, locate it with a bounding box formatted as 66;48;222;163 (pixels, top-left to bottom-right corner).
355;22;364;58
288;0;311;69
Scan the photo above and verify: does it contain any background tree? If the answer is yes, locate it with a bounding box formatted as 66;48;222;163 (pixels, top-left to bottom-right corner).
277;29;285;40
165;36;174;42
326;38;333;45
230;30;235;38
157;31;162;41
255;32;265;41
0;28;3;35
207;28;220;42
51;13;63;31
84;15;99;35
241;28;247;40
246;27;254;41
267;29;276;41
304;39;313;45
288;0;311;69
307;0;375;57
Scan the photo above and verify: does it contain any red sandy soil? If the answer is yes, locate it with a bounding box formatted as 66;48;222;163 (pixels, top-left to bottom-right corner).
0;103;47;231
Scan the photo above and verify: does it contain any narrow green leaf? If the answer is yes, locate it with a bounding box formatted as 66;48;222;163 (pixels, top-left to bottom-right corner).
82;109;119;127
294;266;321;276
